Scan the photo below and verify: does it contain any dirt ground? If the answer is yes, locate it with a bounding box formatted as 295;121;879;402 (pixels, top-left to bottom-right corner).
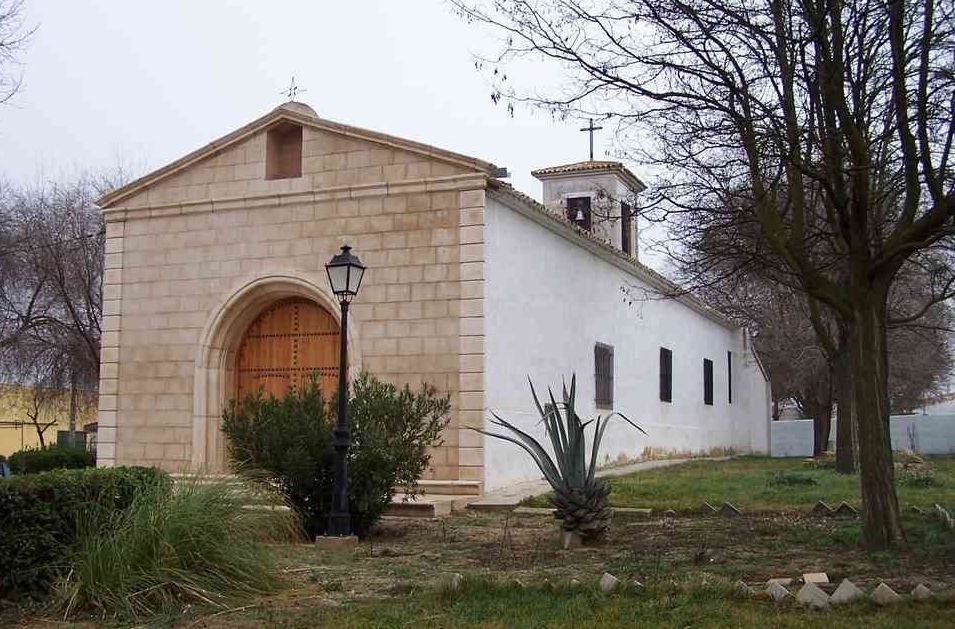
10;509;954;628
265;509;955;608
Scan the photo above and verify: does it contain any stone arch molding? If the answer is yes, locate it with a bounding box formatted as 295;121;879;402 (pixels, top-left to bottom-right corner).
191;273;362;471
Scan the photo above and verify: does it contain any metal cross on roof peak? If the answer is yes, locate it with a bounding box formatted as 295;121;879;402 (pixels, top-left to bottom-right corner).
579;118;604;161
281;76;306;101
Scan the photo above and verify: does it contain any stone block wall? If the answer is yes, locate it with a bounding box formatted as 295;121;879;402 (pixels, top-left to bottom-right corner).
98;121;488;483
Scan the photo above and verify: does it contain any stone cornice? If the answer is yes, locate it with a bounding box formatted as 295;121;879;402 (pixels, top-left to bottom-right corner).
103;173;488;222
532;160;647;193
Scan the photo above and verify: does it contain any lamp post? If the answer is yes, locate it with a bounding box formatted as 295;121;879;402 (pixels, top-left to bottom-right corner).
324;244;366;536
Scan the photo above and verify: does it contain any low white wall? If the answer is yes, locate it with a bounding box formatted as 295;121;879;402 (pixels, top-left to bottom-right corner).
770;415;955;457
769;420;818;457
482;195;771;490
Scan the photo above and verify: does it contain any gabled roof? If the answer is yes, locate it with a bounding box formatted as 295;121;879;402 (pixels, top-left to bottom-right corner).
531;160;646;192
97;102;502;208
487;179;735;329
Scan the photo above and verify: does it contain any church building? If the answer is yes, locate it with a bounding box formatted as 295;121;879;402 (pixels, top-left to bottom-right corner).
95;102;770;492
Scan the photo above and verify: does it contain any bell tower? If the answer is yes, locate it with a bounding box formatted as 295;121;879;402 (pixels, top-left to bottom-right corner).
531;160;646;259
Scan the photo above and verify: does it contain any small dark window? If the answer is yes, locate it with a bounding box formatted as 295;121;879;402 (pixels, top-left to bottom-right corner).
265;122;303;180
659;347;673;403
703;358;714;406
595;343;614;409
727;351;733;404
621;202;633;256
566;196;592;232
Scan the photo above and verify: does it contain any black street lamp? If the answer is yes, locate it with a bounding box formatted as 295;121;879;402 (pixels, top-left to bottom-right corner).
324;244;366;537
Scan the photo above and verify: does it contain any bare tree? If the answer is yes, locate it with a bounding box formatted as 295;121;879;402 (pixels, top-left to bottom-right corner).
701;271;951;458
886;261;955;412
679;192;954;469
0;0;32;103
0;176;110;439
23;384;66;447
455;0;955;547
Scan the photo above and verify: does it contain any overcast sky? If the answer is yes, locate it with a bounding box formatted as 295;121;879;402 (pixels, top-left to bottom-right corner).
0;0;665;267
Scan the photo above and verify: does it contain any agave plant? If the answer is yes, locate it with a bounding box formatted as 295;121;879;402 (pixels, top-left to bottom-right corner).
479;374;645;543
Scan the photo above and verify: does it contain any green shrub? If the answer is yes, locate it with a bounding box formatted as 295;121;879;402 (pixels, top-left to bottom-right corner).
803;452;836;470
0;466;169;597
8;443;95;474
768;470;819;486
893;451;941;487
223;372;450;538
55;478;298;619
897;467;941;487
895;450;926;470
222;377;335;537
348;373;451;535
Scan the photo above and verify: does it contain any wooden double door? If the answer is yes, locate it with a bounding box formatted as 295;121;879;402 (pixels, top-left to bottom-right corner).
235;297;341;401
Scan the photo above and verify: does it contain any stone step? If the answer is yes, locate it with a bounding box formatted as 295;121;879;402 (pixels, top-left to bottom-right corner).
170;473;242;484
385;494;475;518
416;479;483;496
467;497;523;512
170;474;480;517
170;475;483;496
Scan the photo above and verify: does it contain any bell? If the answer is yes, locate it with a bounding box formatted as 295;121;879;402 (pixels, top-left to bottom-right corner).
575;208;585;221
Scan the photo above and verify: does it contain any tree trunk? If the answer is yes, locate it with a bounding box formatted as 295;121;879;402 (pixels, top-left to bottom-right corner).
849;294;904;548
813;407;832;457
833;347;856;473
806;389;833;457
28;396;46;447
69;369;78;442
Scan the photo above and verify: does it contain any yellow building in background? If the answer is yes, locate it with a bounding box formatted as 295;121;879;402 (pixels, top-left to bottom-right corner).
0;384;97;456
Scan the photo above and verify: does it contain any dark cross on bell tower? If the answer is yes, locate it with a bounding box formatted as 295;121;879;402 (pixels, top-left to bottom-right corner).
579;118;603;161
281;76;306;101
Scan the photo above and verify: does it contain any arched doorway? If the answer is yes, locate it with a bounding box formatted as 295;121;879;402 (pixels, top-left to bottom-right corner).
234;297;341;401
192;274;363;472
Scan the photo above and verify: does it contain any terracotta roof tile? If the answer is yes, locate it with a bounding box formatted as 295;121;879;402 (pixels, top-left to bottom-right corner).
531;160;646;191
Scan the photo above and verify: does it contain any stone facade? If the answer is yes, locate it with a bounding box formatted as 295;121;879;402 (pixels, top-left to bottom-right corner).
97;103;492;483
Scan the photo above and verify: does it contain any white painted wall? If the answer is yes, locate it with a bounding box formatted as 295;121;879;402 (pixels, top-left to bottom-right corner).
921;397;955;415
482;195;771;490
769;420;819;457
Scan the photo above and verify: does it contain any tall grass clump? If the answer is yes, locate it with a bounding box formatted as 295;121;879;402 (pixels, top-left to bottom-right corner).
56;477;300;619
0;466;169;597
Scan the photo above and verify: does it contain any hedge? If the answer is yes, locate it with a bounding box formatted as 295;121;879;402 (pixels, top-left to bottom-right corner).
8;444;95;474
0;466;170;597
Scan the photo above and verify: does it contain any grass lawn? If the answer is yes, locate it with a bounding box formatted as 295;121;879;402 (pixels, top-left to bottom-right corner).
526;455;955;512
215;576;955;628
9;457;955;628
